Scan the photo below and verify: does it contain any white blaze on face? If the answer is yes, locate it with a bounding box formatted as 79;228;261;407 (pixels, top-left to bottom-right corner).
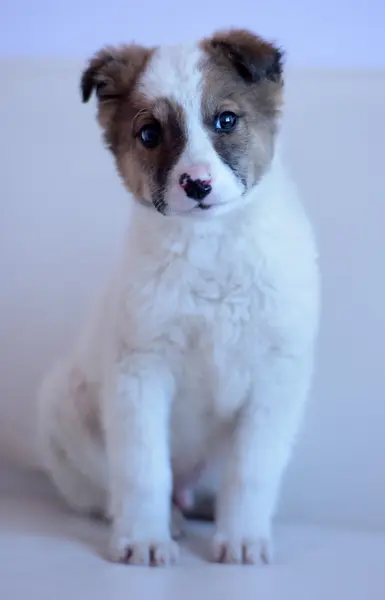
137;43;244;216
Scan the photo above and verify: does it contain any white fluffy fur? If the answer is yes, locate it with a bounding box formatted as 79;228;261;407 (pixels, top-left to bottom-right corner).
38;42;320;566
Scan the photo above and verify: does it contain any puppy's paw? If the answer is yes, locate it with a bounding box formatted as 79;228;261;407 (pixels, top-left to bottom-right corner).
109;536;179;566
212;534;273;565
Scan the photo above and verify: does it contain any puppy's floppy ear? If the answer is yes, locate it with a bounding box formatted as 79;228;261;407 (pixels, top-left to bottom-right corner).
80;48;117;103
206;29;284;84
80;44;151;103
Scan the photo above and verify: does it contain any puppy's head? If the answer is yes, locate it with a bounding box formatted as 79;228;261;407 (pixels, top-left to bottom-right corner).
81;29;284;217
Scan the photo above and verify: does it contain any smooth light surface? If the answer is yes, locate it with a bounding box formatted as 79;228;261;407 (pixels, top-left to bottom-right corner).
1;1;384;67
1;467;384;600
1;63;385;530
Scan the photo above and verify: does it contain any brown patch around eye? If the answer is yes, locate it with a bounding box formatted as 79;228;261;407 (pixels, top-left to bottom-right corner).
81;43;188;211
151;100;187;210
200;28;284;189
105;93;187;211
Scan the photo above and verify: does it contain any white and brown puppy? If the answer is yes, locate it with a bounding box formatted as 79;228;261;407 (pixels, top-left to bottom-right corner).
39;29;320;566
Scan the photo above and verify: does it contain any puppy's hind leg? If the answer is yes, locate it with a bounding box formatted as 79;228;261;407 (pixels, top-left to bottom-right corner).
44;437;107;518
39;362;108;518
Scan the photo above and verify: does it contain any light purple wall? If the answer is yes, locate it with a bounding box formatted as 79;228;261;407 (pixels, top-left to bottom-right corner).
1;0;385;67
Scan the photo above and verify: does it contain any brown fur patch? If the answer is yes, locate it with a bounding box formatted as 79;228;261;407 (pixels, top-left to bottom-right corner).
81;44;153;105
81;46;187;211
200;29;284;188
114;97;187;212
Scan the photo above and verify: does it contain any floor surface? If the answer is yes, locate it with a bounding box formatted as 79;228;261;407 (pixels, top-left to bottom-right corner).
1;467;384;599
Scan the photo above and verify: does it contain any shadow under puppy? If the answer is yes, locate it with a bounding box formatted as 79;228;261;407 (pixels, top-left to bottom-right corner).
38;28;320;566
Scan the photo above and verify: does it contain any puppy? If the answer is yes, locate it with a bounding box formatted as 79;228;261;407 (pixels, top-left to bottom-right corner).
38;28;320;566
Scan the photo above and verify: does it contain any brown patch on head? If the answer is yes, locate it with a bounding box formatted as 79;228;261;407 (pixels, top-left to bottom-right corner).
200;29;284;188
81;46;187;213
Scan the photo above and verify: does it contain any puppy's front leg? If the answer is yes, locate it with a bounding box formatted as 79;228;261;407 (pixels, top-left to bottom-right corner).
105;355;178;566
214;356;312;565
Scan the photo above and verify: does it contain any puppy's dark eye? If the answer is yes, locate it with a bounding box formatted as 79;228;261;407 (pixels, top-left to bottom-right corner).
138;123;161;148
214;111;238;133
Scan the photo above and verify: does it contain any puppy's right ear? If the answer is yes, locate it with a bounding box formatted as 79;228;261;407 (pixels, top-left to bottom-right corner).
81;48;116;103
80;45;151;104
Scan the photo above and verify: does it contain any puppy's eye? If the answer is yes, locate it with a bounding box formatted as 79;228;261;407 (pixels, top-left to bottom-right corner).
214;111;238;133
138;123;161;148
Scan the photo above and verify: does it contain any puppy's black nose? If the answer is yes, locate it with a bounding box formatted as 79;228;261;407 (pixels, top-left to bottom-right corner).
180;174;212;201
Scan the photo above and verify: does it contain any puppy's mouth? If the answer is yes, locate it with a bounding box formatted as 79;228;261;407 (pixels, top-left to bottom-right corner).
147;195;233;217
157;202;214;216
197;202;213;211
150;199;216;216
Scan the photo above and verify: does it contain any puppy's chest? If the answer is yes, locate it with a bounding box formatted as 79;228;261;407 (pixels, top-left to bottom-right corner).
168;240;260;322
126;234;276;352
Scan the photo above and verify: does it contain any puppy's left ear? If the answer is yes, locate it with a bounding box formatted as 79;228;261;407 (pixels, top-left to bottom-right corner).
206;29;284;84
